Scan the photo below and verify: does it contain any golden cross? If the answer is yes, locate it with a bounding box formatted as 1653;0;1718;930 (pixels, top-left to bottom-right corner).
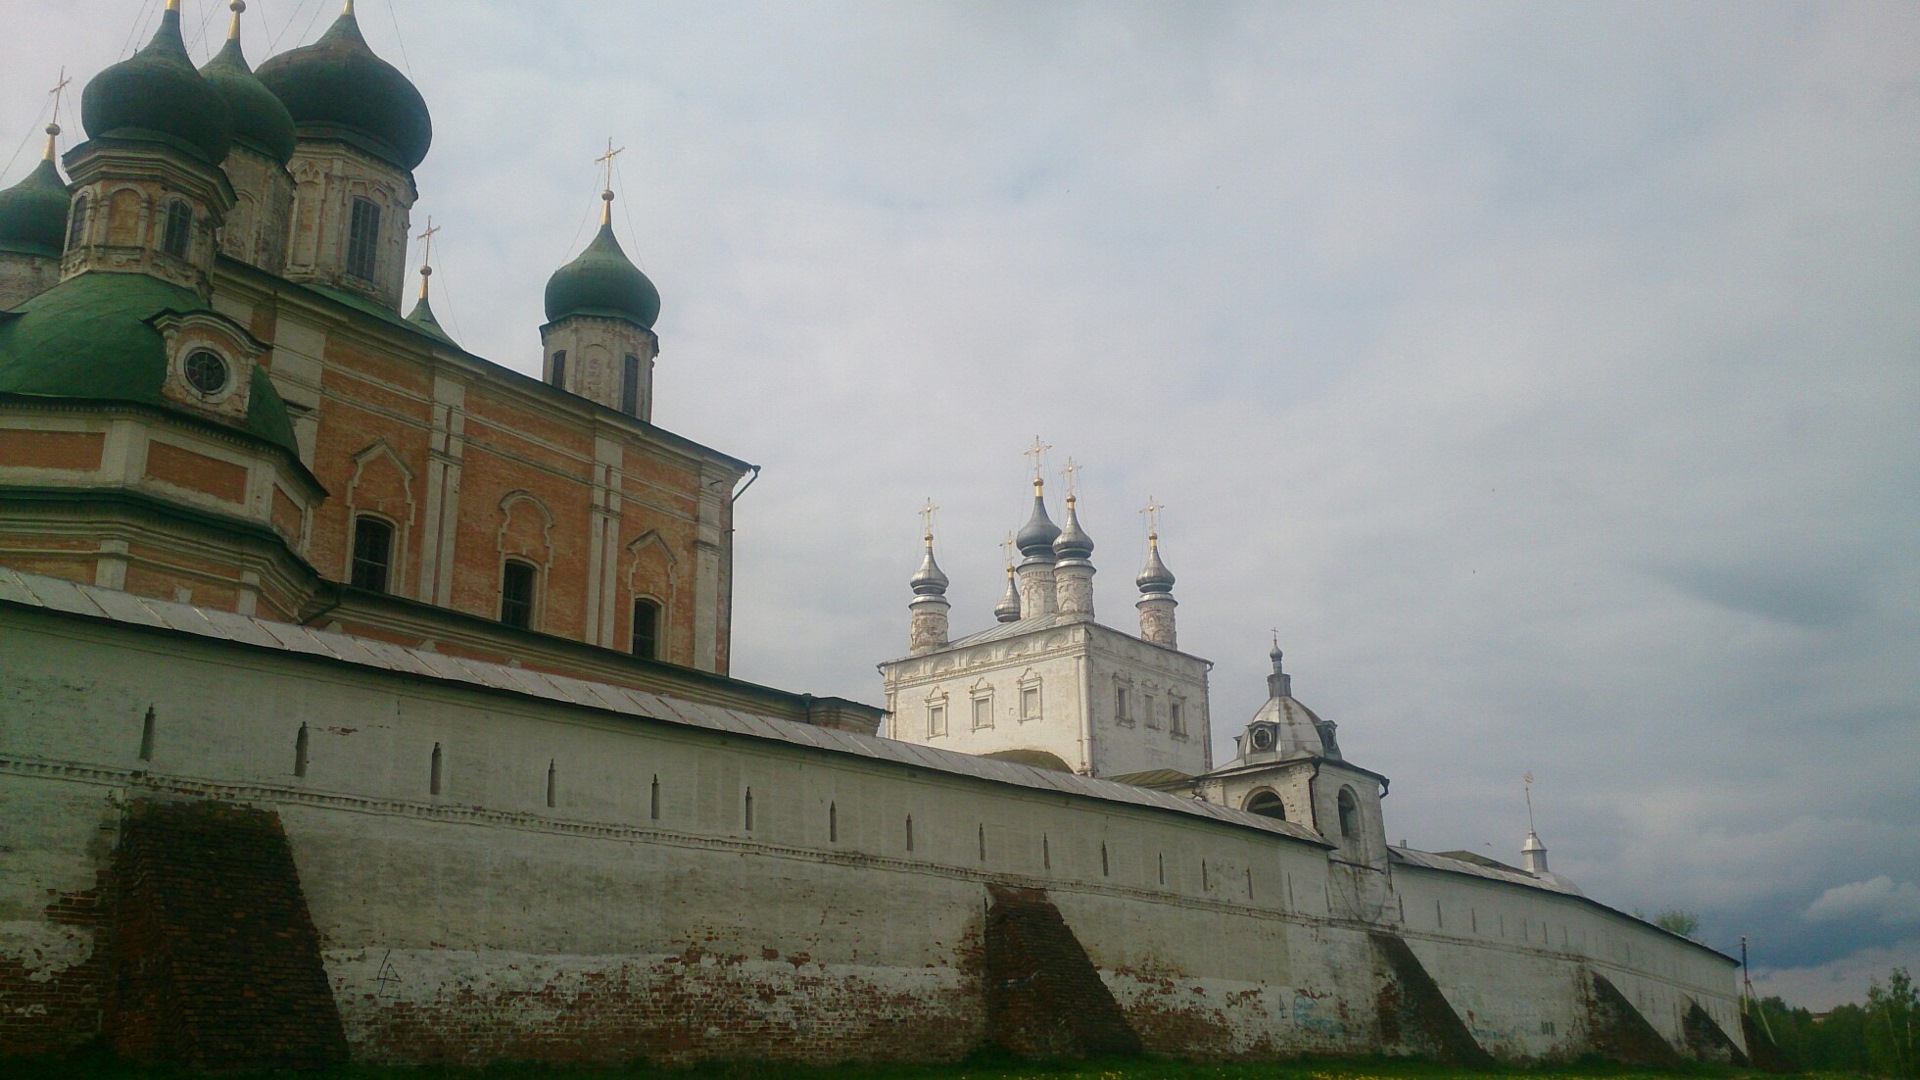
1023;437;1051;483
1060;456;1082;497
415;217;439;264
919;498;939;541
1140;496;1164;536
596;137;626;195
43;69;71;158
1001;532;1016;568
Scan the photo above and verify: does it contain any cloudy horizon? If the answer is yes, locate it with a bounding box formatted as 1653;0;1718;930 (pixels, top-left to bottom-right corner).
5;0;1915;1011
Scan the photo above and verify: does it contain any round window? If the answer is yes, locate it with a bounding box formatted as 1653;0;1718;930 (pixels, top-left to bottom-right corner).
1250;725;1275;751
183;350;229;396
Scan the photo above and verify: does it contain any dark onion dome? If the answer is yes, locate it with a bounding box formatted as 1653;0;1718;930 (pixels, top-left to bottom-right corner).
0;273;299;455
993;568;1021;622
1135;535;1175;594
80;5;234;165
1015;482;1061;557
256;7;432;171
909;537;949;596
0;149;72;258
544;221;662;329
199;26;297;165
1052;495;1094;560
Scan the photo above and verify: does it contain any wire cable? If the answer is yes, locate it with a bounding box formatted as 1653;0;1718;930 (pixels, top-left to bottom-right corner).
383;0;416;79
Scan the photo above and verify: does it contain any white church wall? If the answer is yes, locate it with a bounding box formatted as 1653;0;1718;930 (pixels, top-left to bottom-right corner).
0;604;1741;1065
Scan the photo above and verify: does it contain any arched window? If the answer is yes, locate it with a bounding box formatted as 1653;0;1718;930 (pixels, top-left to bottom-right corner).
621;353;641;416
631;598;662;659
1337;787;1359;839
66;194;89;251
500;559;537;629
1244;789;1286;820
550;350;567;388
350;516;394;592
161;200;192;258
346;196;381;280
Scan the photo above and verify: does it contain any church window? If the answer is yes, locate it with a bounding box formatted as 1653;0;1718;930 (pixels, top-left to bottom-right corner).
744;787;754;831
294;724;309;777
546;759;558;808
926;701;946;738
1338;786;1359;839
1168;698;1186;736
430;742;443;795
551;350;567;388
971;692;993;730
632;598;662;659
1101;842;1109;877
350;516;394;591
1245;789;1286;820
905;815;914;852
829;802;837;843
66;194;88;249
139;705;155;762
183;349;229;396
1158;853;1165;885
1114;685;1131;725
978;824;986;862
500;559;537;629
161;200;191;258
346;197;381;280
650;775;660;820
622;353;641;416
1043;833;1050;870
1019;684;1040;722
1144;692;1159;729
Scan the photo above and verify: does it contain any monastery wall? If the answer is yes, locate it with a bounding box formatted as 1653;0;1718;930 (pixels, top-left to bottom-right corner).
0;598;1740;1067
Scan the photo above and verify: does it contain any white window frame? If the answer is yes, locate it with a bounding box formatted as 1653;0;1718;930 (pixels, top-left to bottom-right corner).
1017;671;1042;723
926;691;948;738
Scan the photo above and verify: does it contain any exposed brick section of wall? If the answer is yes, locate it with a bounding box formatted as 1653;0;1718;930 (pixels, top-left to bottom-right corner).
1368;932;1492;1066
105;800;347;1071
0;877;111;1056
1585;970;1684;1069
1682;997;1749;1066
984;884;1141;1060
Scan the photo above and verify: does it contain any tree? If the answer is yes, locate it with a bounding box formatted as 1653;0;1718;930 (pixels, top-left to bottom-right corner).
1865;967;1918;1077
1652;907;1701;938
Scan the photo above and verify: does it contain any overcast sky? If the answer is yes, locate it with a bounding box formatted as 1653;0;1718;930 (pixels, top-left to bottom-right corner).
5;0;1915;1011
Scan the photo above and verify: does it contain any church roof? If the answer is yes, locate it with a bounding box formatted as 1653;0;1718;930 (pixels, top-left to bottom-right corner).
544;221;661;329
80;4;233;165
0;566;1326;850
256;6;432;171
0;156;71;258
200;28;297;165
0;273;299;455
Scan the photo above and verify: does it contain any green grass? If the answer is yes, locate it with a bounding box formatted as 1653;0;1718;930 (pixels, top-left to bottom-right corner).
0;1050;1879;1080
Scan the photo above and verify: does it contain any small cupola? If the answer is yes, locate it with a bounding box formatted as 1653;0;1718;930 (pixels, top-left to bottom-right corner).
907;504;952;654
544;196;661;329
256;1;432;172
1015;479;1062;558
80;1;234;166
0;128;71;258
541;180;662;421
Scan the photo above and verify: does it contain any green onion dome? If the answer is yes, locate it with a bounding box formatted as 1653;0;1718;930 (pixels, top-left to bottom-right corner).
0;274;299;455
544;221;661;329
256;8;431;172
200;32;296;165
0;146;72;258
80;6;234;165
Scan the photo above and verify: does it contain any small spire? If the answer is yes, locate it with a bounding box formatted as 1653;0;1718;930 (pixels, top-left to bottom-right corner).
167;0;182;11
342;0;355;15
994;565;1021;622
910;499;949;596
1053;489;1094;561
228;0;246;41
1023;436;1051;484
1266;640;1292;699
42;123;59;162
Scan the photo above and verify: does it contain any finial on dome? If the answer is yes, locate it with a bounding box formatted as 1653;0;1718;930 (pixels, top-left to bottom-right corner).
228;1;246;40
910;500;949;596
1135;498;1175;594
41;123;58;161
994;533;1021;622
596;138;625;227
342;0;355;15
415;216;439;301
1266;639;1292;699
